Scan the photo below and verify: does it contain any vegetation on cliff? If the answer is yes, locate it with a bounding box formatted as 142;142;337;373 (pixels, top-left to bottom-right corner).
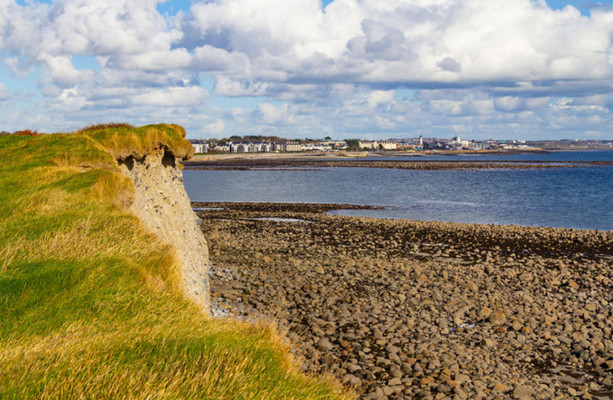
0;124;348;399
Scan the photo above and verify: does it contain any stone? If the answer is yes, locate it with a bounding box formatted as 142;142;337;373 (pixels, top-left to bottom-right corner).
341;374;361;386
346;363;362;372
484;338;497;347
588;382;600;391
389;377;402;386
491;382;507;393
382;386;395;396
454;387;468;400
317;337;334;351
489;309;507;325
479;306;491;320
513;385;533;399
202;199;613;400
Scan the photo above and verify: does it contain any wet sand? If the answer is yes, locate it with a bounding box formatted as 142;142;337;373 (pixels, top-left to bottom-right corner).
195;202;613;399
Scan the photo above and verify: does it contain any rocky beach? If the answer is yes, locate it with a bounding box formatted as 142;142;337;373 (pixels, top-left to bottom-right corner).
195;202;613;399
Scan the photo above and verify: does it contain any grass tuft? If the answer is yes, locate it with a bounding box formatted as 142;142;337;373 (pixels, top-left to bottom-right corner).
75;122;134;132
13;129;39;136
0;124;349;400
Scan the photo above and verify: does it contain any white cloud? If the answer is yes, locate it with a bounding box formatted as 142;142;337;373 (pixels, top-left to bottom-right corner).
39;54;94;87
214;76;270;97
36;0;180;56
129;86;208;106
257;102;287;124
56;88;88;110
0;82;11;100
368;90;394;108
203;120;226;135
184;0;613;85
0;0;612;139
113;49;192;71
192;45;249;72
4;57;33;78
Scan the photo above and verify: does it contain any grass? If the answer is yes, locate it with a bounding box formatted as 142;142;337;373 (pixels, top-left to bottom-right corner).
0;124;349;399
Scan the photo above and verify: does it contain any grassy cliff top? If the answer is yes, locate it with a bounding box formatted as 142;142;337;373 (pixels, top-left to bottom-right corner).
0;124;348;399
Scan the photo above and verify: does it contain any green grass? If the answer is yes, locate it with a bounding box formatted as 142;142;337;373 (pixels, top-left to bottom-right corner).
0;124;349;399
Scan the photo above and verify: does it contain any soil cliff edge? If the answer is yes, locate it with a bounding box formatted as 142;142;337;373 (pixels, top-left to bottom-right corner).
119;148;209;313
89;123;210;312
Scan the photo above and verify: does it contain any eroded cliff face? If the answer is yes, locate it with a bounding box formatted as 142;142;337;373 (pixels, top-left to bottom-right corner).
119;148;209;313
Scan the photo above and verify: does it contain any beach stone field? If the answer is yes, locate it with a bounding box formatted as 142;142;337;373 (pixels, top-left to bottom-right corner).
194;202;613;400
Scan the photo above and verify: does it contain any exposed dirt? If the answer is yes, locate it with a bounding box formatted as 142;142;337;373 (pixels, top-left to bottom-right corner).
118;149;209;311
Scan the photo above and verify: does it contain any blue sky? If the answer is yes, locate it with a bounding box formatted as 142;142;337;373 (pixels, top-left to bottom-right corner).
546;0;610;15
1;0;613;139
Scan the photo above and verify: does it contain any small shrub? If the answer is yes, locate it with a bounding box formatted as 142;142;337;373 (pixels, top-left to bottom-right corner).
13;129;39;136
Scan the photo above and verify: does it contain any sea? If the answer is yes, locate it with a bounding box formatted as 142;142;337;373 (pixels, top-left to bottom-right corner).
183;150;613;231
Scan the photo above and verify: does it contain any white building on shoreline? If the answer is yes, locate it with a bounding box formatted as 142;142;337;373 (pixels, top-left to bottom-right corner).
357;140;398;150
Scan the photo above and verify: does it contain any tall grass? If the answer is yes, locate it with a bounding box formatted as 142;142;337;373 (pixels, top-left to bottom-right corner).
0;125;349;399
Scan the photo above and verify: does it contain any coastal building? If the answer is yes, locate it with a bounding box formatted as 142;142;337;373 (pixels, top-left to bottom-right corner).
229;142;274;153
357;140;376;149
279;142;303;152
467;141;485;150
357;140;398;150
397;143;422;150
320;141;348;150
450;136;473;150
378;141;398;150
302;143;332;151
190;140;208;154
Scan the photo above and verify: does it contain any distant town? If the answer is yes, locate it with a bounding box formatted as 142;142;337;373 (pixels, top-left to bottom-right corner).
189;135;613;154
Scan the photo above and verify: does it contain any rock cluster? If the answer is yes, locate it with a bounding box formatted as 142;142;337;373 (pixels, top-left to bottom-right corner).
196;202;613;399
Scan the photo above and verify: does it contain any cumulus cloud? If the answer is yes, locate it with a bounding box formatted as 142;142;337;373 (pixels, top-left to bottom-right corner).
39;54;95;88
0;0;612;139
0;83;11;100
129;86;208;106
368;90;395;108
205;120;226;135
4;57;32;78
436;57;462;73
184;0;613;86
256;102;289;124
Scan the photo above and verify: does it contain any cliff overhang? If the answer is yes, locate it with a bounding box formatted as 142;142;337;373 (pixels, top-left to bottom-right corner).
84;123;210;312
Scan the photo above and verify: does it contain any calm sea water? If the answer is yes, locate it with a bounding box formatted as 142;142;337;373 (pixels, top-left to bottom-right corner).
184;151;613;230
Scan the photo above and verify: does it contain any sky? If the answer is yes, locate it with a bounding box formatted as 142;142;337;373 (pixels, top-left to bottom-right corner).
1;0;613;140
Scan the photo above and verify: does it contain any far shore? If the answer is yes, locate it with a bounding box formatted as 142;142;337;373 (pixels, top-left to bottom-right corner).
184;153;613;171
190;148;554;162
189;147;613;163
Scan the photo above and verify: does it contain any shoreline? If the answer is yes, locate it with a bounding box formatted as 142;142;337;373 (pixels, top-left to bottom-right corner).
190;148;613;163
195;201;611;233
196;202;613;399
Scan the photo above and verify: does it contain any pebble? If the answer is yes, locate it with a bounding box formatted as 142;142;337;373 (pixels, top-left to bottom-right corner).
199;202;613;400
